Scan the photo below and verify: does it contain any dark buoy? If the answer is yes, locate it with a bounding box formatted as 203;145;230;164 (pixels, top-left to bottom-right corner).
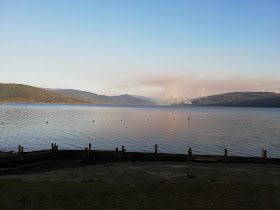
93;120;94;122
46;121;48;123
174;119;175;120
121;120;122;121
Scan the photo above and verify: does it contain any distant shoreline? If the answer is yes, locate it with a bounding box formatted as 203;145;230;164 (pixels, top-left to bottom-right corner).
0;101;91;105
172;104;280;109
1;102;280;108
0;102;161;107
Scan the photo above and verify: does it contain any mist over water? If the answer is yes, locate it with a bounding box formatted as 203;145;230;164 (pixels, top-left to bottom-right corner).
0;104;280;157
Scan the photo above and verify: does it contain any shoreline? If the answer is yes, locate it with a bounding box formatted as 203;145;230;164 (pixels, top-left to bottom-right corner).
1;148;280;208
0;148;278;175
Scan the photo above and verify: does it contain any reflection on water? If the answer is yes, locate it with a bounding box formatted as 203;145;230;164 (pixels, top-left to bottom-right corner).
0;104;280;157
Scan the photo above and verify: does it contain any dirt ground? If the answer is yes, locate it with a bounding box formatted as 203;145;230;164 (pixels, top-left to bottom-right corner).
1;161;280;184
1;161;280;209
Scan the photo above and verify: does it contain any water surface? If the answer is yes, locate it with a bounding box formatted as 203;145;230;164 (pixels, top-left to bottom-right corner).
0;104;279;157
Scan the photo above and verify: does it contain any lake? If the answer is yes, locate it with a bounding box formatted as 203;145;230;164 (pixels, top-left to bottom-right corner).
0;104;280;157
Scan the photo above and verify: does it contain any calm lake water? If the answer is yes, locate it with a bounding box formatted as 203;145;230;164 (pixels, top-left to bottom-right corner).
0;104;280;157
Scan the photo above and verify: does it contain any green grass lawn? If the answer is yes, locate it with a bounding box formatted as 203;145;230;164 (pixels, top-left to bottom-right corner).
0;179;279;209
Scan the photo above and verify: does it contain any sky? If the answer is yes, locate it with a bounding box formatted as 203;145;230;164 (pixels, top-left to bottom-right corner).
1;0;280;102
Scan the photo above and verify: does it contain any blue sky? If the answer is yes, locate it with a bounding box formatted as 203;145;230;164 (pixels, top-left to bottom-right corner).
1;0;280;100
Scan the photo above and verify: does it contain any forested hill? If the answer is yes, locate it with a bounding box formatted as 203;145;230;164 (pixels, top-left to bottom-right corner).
50;89;116;104
190;92;280;108
50;89;156;105
0;84;88;104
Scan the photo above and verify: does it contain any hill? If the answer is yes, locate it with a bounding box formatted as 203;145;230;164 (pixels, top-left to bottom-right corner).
132;95;157;104
190;92;280;108
50;89;116;104
50;89;156;105
111;94;156;106
0;84;88;104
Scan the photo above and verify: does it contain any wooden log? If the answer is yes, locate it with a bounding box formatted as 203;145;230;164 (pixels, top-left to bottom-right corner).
0;167;16;172
21;160;51;168
193;158;217;163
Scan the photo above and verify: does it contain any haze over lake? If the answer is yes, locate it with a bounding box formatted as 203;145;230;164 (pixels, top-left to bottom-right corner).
0;104;280;157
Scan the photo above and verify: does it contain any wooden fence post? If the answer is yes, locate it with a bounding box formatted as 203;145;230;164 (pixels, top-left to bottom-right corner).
83;147;88;160
224;149;228;162
20;146;24;160
154;144;158;154
88;143;91;156
121;146;126;160
262;149;267;163
188;147;192;160
115;148;119;160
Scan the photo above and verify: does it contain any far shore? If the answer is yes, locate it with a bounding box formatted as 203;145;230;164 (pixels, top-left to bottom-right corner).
0;101;91;105
1;101;280;108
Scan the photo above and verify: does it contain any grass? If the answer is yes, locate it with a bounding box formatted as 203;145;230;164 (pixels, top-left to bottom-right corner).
0;179;279;209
